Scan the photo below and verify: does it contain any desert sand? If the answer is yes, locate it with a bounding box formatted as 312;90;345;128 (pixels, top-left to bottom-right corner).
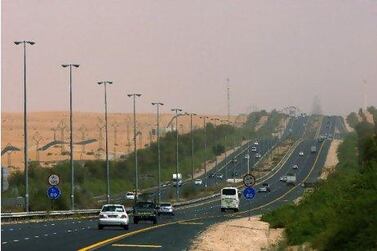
190;216;283;251
1;112;244;172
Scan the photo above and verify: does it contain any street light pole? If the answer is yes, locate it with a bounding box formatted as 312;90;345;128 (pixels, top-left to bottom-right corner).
98;81;112;204
152;102;164;204
185;113;196;180
200;116;208;188
14;40;35;212
62;64;80;210
172;108;182;200
128;93;142;202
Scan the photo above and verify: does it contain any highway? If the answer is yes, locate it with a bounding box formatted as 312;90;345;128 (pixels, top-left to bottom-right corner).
1;115;337;251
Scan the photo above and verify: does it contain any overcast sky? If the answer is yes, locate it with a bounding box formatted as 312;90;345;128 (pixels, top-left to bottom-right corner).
2;0;377;115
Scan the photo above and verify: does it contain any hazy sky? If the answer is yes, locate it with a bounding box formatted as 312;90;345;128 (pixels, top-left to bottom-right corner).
2;0;377;115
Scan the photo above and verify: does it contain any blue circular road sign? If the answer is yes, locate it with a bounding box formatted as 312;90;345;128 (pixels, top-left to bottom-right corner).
47;186;61;200
243;187;256;200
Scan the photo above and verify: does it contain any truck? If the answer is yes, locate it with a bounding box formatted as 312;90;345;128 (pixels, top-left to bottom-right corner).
311;146;317;153
133;201;158;224
172;173;182;187
286;173;297;185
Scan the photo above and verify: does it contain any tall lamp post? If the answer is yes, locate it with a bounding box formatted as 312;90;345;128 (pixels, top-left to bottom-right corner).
200;116;208;188
152;102;164;204
98;81;112;203
128;93;142;202
185;113;196;180
171;108;182;200
62;64;80;210
14;40;35;212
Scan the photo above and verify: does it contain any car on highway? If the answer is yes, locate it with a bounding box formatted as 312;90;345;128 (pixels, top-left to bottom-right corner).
98;204;129;230
125;192;135;200
220;187;240;212
251;146;257;152
299;151;304;156
194;178;203;185
254;141;259;146
293;164;299;169
280;175;288;182
157;202;174;216
133;201;158;224
216;174;224;179
258;183;271;193
255;153;262;158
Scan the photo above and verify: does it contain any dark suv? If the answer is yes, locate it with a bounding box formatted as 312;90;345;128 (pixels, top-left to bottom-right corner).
133;201;158;224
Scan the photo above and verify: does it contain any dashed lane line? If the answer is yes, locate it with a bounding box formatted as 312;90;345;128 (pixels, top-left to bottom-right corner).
111;244;162;248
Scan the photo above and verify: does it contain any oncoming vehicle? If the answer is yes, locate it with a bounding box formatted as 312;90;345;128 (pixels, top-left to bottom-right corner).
258;183;271;193
220;187;240;212
280;175;288;182
251;146;257;152
255;153;262;158
293;164;299;169
133;201;158;224
299;151;304;156
98;204;129;230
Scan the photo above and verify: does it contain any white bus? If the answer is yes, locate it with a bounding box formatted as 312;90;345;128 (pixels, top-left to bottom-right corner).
220;187;240;212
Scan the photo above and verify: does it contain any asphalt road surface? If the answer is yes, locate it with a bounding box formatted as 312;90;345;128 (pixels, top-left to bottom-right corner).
1;115;338;251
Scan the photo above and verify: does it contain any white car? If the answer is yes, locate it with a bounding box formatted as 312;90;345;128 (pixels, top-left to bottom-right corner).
254;141;259;146
98;204;129;230
251;146;257;152
157;202;174;216
255;153;262;158
216;174;224;179
125;192;135;200
299;151;304;156
293;164;299;169
280;175;287;182
194;179;203;185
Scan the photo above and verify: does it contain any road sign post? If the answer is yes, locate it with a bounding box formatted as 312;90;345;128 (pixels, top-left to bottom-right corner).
243;183;256;221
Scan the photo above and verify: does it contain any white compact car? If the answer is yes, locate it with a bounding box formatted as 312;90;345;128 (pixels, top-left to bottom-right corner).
251;146;257;152
299;151;304;156
293;164;299;169
98;204;129;230
280;175;288;182
255;153;262;158
254;141;259;146
194;179;203;185
157;202;174;215
125;192;135;200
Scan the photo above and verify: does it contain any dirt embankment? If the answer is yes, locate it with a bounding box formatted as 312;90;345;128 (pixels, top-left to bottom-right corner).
320;139;342;180
190;216;283;251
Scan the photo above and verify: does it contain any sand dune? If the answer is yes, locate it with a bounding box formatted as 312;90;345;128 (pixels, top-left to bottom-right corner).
1;112;244;172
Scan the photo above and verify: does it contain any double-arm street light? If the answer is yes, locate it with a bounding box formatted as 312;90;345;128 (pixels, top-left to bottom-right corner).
98;81;112;203
200;116;208;188
128;93;142;202
62;64;80;210
171;108;183;200
152;102;164;204
185;113;197;180
14;40;35;212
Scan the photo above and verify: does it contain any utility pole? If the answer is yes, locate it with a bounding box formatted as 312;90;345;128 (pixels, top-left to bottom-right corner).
152;102;163;204
127;93;142;202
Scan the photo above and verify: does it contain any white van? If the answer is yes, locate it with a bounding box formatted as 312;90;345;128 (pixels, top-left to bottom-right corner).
220;187;240;212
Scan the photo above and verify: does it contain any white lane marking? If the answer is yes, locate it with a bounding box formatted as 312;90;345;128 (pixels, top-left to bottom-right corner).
13;240;19;242
44;234;49;237
24;237;29;240
81;227;85;230
51;223;55;226
53;232;57;235
43;224;47;227
2;242;7;245
87;226;91;229
67;230;72;233
34;235;39;238
9;228;14;231
74;229;78;232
